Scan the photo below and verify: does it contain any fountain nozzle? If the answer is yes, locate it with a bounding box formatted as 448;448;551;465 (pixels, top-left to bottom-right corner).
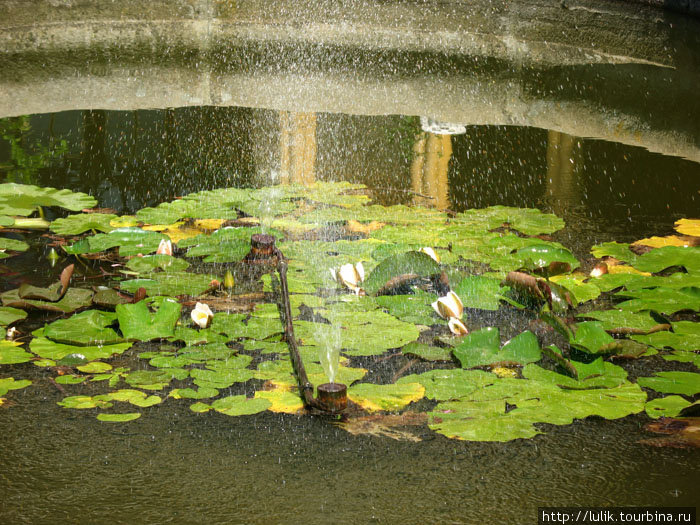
316;383;348;413
244;233;278;265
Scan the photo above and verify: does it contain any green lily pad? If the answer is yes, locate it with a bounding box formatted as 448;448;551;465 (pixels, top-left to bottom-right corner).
0;306;27;327
180;226;281;263
92;288;132;308
633;246;700;274
591;242;638;264
119;272;216;297
637;371;700;396
50;213;117;235
363;251;441;295
76;361;113;374
1;287;94;313
615;287;700;314
254;390;305;414
0;341;33;364
125;255;190;273
662;350;700;368
512;244;579;273
0;377;32;396
397;369;497;401
65;228;168;256
522;362;628;389
0;183;96;216
58;394;113;409
375;292;438;325
453;276;505;311
550;275;600;305
577;310;661;332
453;328;541;368
454;206;565;236
209;395;271;416
401;342;453;361
570;322;615;354
55;375;87;385
42;310;122;346
645;396;696;418
347;382;425;412
97;413;141;422
631;321;700;351
116;298;182;341
108;389;162;407
125;368;188;390
0;237;29;254
169;387;220;400
29;337;132;361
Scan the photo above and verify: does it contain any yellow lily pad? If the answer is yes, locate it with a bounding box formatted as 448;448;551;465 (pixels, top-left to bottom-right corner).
348;382;425;412
674;218;700;237
254;390;305;414
632;235;689;248
143;219;224;243
607;265;651;276
109;215;139;228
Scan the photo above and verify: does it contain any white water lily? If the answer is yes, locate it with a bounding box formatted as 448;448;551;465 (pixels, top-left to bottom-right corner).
156;238;173;256
191;302;214;329
448;317;469;336
330;262;365;294
419;247;440;263
432;290;464;320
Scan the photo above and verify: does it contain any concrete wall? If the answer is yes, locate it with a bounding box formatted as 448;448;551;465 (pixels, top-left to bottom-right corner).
0;0;699;161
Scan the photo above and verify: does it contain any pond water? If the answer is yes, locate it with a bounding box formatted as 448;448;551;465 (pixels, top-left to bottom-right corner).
2;3;700;523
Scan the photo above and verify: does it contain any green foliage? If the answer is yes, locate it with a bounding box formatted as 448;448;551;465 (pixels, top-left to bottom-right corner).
50;213;117;235
0;183;96;216
116;298;182;341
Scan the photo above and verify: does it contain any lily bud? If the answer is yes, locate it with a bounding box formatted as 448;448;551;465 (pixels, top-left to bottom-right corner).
331;262;365;294
191;302;214;329
589;262;609;278
432;290;464;320
156;238;173;256
224;270;235;290
448;317;469;336
419;247;440;263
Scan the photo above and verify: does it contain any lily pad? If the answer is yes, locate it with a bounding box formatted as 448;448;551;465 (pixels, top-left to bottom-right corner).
0;340;33;364
397;369;497;401
615;287;700;314
570;322;615;354
591;242;638;264
363;251;441;295
633;246;700;274
375;292;438;325
58;394;113;409
637;371;700;396
65;228;168;257
0;237;29;254
347;382;425;412
401;342;453;362
116;298;182;341
96;413;141;422
645;396;695;419
577;310;661;332
76;361;113;374
0;306;27;327
119;272;216;297
30;337;132;361
453;328;541;369
550;275;600;305
108;389;162;407
125;368;188;390
209;395;271;416
254;390;305;414
454;205;565;236
169;387;220;400
453;276;504;311
50;213;117;235
42;310;122;346
1;287;93;313
0;183;96;216
125;255;190;273
631;321;700;351
0;377;32;396
674;218;700;237
512;244;579;273
180;226;281;263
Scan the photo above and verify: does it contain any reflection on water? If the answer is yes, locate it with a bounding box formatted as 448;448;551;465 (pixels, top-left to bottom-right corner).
1;106;699;240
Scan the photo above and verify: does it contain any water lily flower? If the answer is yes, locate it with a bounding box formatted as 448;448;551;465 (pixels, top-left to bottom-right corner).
432;290;463;320
330;262;365;294
419;247;440;263
156;238;173;256
191;302;214;329
448;317;469;336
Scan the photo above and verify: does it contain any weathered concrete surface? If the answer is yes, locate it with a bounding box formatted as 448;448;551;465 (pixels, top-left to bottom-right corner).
0;0;699;161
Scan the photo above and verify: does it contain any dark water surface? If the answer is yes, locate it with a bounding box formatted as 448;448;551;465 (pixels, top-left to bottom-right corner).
1;106;699;524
